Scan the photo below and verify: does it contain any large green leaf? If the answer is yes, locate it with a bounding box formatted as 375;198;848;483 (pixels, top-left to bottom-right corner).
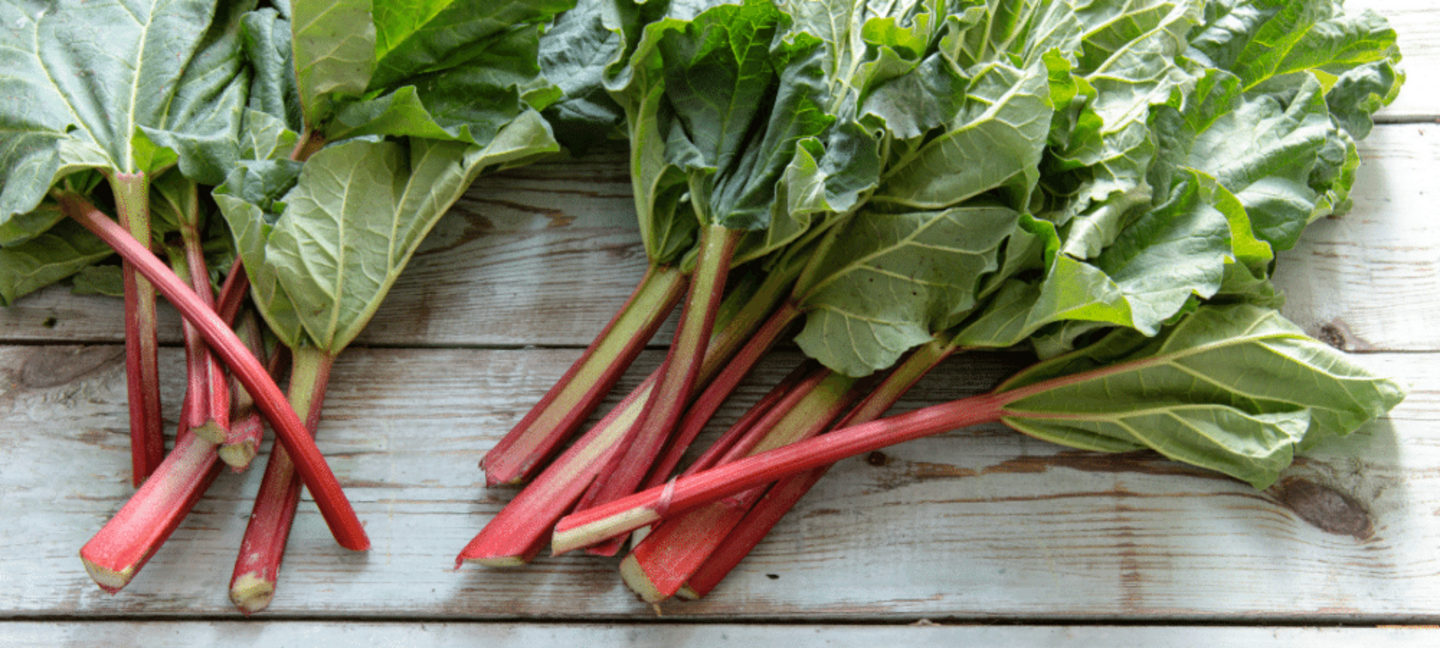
793;204;1021;377
995;304;1406;488
870;57;1053;211
0;0;248;241
257;112;555;352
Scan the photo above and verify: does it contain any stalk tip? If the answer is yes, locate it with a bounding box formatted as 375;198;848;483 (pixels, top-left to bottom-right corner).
230;572;276;615
80;557;133;594
618;553;667;604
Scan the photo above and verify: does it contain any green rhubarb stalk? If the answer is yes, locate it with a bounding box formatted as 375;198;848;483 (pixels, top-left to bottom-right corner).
482;263;688;486
110;172;164;486
61;191;369;551
230;345;334;615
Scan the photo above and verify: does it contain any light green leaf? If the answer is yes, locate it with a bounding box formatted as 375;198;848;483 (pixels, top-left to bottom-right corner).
793;204;1020;376
263;112;556;352
996;304;1406;488
872;58;1053;211
291;0;376;127
0;0;240;238
214;160;309;347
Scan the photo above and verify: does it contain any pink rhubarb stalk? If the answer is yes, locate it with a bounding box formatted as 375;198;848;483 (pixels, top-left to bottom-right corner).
458;266;789;566
570;225;740;554
482;263;687;486
551;392;1006;554
682;340;960;599
60;192;369;551
110;172;164;486
618;369;862;601
79;425;222;592
220;312;285;471
230;345;334;615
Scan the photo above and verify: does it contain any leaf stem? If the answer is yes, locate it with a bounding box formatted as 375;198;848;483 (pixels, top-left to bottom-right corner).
482;263;688;486
230;345;334;615
110;172;163;486
569;224;740;554
60;192;369;551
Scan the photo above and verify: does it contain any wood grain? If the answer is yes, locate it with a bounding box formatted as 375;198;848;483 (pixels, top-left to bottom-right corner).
1;344;1434;621
0;622;1435;647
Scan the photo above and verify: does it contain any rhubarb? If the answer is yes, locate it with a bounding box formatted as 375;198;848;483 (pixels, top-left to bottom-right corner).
230;345;333;615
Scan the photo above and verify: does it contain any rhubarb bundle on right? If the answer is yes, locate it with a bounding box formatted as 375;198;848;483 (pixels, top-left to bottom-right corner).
463;0;1407;604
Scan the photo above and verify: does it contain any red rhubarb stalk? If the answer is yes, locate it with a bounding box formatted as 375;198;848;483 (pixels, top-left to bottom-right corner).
79;426;222;592
458;266;789;566
482;263;687;486
619;368;862;601
60;192;369;551
571;225;740;551
214;260;250;326
230;345;334;615
174;189;231;444
682;340;960;599
551;393;1005;553
219;312;286;471
109;172;164;486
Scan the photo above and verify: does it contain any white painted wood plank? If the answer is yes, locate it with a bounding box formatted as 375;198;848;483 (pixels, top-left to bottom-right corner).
0;622;1435;648
0;344;1433;620
1273;123;1440;351
1355;0;1440;120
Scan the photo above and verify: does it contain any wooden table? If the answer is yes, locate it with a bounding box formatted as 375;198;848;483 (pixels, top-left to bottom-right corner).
2;1;1437;643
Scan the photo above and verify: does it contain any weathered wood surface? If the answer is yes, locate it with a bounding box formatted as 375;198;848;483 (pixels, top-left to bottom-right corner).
0;343;1436;621
0;622;1435;647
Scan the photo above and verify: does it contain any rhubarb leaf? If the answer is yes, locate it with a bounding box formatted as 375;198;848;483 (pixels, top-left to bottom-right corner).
0;0;250;241
996;304;1406;488
249;114;556;353
0;219;113;306
793;205;1021;377
290;0;376;128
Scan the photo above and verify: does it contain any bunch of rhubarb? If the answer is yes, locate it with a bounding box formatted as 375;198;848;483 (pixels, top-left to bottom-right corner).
461;0;1409;606
0;0;574;614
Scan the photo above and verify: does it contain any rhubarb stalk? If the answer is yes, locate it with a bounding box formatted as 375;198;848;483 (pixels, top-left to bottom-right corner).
79;426;222;592
551;394;1004;553
618;368;863;601
230;345;334;615
682;340;961;599
110;172;164;486
571;225;740;546
458;263;790;566
60;191;369;551
482;264;688;486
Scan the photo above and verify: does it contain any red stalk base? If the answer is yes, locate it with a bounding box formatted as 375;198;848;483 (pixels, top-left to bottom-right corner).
80;429;222;592
230;346;334;615
61;192;369;551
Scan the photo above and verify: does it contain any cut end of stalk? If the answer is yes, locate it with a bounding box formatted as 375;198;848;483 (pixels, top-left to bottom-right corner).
619;553;668;604
193;420;228;445
217;441;259;472
230;572;276;616
81;558;134;594
676;585;701;600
